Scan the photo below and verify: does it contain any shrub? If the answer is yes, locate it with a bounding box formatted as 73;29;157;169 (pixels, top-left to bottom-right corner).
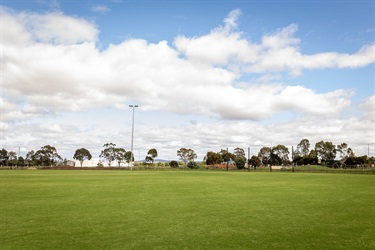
169;160;179;168
234;157;246;169
187;161;199;169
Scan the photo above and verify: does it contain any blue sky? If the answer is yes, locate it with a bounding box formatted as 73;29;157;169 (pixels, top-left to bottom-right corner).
1;0;374;162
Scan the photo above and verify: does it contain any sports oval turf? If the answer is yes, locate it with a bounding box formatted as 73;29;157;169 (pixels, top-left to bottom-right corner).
0;170;374;249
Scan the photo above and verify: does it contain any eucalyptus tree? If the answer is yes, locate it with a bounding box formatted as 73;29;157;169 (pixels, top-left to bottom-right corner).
7;151;18;166
248;155;261;169
233;147;246;169
233;147;246;159
315;141;336;164
0;148;9;166
271;145;290;166
146;148;158;165
297;139;310;157
337;143;354;162
73;148;92;168
258;147;271;165
219;149;234;163
204;151;222;165
33;145;62;166
114;148;126;168
99;143;116;167
177;148;197;166
124;151;134;166
25;150;35;166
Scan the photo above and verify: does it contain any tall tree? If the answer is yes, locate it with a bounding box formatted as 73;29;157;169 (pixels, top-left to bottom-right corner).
0;148;9;166
33;145;62;166
124;151;134;166
17;156;25;167
258;147;271;165
73;148;92;168
219;149;234;163
99;143;116;167
204;151;222;165
315;141;336;164
145;156;153;164
233;147;246;169
177;148;197;166
248;155;261;169
25;150;35;166
271;145;290;165
114;148;126;168
146;148;158;164
337;143;354;162
233;147;245;159
8;151;18;166
297;139;310;157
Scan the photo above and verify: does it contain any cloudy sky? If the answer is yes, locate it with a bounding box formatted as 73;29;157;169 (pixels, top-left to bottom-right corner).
1;0;374;161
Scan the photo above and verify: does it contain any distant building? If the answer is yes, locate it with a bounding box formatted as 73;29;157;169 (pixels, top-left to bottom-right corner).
73;159;132;167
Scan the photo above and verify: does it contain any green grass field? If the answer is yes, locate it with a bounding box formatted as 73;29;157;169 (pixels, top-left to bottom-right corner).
0;171;374;249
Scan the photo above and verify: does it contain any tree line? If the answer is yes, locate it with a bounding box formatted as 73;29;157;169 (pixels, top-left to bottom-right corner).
0;139;372;168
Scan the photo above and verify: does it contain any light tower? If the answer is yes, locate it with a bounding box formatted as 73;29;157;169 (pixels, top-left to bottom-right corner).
129;105;138;170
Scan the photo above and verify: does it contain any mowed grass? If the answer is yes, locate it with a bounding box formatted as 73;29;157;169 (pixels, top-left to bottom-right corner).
0;171;374;249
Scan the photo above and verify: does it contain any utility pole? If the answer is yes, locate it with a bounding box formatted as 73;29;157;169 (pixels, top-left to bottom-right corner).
248;147;250;171
129;105;138;171
226;147;229;171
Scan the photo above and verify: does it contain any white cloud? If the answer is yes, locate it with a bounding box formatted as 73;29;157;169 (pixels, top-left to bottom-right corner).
1;105;372;160
175;12;375;75
0;8;373;159
91;5;110;14
1;9;365;122
1;9;98;45
223;9;241;32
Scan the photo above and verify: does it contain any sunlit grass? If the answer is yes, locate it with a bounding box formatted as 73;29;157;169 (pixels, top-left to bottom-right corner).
0;171;374;249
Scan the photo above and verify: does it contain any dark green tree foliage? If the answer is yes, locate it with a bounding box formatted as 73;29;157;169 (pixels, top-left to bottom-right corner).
25;150;35;166
345;155;368;166
234;157;246;169
307;150;319;164
248;155;261;169
297;139;310;157
271;145;290;165
337;143;354;162
315;141;337;164
73;148;92;167
219;149;234;163
99;143;116;167
7;151;18;166
169;160;179;168
177;148;197;166
18;156;25;167
294;149;319;165
258;147;271;165
114;148;126;168
124;151;134;165
146;148;158;164
233;147;245;159
233;147;246;169
145;156;153;164
33;145;62;166
204;151;222;165
187;161;199;169
0;148;9;166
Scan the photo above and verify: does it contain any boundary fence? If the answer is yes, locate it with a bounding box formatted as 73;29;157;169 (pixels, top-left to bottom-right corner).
249;168;375;175
1;166;374;175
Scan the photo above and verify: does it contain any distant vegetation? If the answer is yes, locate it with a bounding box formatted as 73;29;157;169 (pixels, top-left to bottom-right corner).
1;138;373;169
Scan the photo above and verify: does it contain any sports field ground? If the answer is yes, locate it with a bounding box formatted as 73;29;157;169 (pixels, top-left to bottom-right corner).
0;171;374;249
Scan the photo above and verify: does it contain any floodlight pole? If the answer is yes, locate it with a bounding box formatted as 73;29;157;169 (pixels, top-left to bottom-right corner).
129;105;138;170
